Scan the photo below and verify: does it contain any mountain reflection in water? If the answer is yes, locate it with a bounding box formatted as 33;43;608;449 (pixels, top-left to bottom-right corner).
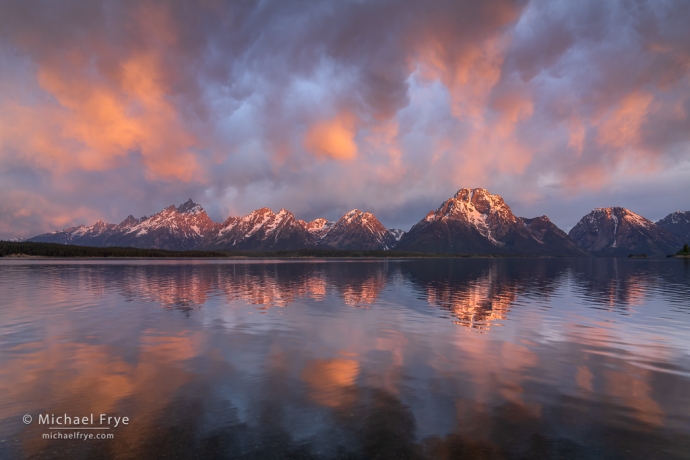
0;258;689;459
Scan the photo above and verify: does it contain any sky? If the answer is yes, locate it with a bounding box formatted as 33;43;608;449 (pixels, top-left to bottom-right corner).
1;0;689;238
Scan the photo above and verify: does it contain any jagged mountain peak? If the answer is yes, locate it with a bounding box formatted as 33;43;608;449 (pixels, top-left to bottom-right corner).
246;207;275;218
398;187;584;255
454;187;505;205
588;207;649;221
657;211;690;240
570;207;680;255
342;209;376;221
321;209;395;250
118;215;139;227
335;209;381;227
520;215;555;227
276;208;293;218
301;218;334;239
177;199;204;215
581;207;654;231
657;210;690;224
204;206;312;251
426;188;515;226
418;187;517;246
238;207;293;228
304;217;330;228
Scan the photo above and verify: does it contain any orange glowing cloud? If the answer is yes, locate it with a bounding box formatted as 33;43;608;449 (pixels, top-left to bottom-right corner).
567;119;586;155
596;91;654;149
303;112;358;160
414;4;515;123
490;91;534;137
0;4;204;183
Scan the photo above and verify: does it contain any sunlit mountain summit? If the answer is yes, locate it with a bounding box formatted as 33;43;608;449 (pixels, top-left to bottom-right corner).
396;188;586;256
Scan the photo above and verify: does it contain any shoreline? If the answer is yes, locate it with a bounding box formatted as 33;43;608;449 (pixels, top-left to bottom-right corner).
3;241;686;260
1;254;685;261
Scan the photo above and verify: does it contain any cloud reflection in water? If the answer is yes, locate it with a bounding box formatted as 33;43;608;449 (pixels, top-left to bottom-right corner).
0;258;689;459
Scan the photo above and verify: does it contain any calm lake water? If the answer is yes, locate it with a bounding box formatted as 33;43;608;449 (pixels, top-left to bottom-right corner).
0;258;689;459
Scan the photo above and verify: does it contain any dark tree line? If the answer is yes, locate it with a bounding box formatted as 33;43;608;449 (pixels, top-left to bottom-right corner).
0;241;227;258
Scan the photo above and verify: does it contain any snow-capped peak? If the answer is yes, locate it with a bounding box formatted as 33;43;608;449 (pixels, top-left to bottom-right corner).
341;209;379;224
343;209;362;220
305;218;331;230
421;188;518;246
302;218;334;239
177;199;204;215
426;188;514;224
586;207;653;229
321;209;396;250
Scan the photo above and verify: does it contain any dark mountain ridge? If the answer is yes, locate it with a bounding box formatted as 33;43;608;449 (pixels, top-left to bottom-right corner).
657;211;690;241
568;207;683;256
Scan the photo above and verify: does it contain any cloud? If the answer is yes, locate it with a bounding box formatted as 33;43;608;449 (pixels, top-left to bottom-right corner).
303;112;358;160
1;0;689;238
0;3;206;182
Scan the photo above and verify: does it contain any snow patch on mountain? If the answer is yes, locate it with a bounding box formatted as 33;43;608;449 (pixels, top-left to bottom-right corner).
301;218;334;240
388;229;405;241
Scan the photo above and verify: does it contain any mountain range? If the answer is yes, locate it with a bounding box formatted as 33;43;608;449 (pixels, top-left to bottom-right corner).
24;189;688;256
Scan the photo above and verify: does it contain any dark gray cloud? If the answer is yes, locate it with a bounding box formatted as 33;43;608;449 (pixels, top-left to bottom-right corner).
0;0;688;238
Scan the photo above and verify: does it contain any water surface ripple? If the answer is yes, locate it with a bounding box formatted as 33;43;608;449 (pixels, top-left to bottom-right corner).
0;258;689;459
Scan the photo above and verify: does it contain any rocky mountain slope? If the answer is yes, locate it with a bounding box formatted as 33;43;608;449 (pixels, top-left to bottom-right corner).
396;188;586;256
299;218;334;240
202;208;315;251
656;211;690;241
569;207;682;256
520;216;586;255
320;210;397;250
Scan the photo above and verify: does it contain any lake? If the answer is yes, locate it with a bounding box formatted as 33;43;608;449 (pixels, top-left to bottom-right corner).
0;258;689;459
